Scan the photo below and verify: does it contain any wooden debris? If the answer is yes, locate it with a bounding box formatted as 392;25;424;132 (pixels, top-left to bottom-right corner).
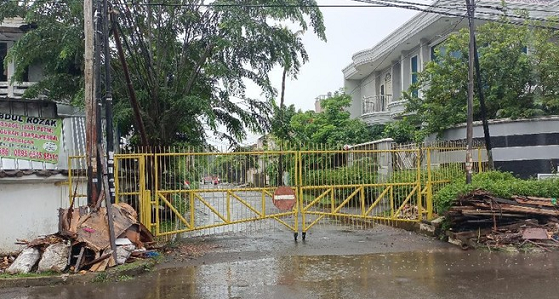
5;202;155;275
445;190;559;251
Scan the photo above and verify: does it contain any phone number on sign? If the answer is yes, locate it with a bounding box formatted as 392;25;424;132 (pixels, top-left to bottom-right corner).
12;149;59;161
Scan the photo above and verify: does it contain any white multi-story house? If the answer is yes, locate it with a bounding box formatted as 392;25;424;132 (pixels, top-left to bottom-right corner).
343;0;559;179
343;0;559;126
1;18;88;254
0;17;43;98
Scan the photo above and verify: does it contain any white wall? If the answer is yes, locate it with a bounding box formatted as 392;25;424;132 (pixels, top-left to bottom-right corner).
0;177;87;254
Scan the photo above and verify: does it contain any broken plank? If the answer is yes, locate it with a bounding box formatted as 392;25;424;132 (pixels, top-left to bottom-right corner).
470;203;559;216
73;247;85;273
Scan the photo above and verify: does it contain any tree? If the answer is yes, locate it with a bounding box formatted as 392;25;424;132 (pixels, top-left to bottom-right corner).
289;93;373;146
1;1;85;104
1;0;326;146
403;18;559;137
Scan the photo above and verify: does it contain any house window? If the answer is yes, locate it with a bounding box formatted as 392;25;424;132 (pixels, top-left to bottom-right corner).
0;42;7;82
411;55;418;97
431;45;461;62
380;84;385;111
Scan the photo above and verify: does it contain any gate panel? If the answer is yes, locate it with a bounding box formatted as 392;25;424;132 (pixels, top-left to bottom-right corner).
114;153;153;231
152;149;300;237
298;147;422;232
108;143;486;238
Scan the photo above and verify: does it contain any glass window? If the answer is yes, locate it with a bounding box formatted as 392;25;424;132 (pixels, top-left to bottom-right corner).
411;56;418;97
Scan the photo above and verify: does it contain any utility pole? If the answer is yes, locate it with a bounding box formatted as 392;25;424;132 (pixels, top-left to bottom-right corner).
103;0;115;203
84;0;98;205
95;0;103;198
465;0;475;184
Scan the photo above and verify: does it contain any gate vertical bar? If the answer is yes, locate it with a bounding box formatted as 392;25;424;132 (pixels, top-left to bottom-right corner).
68;156;73;204
139;155;149;228
154;152;160;236
113;156;120;204
478;148;483;173
190;191;195;229
416;148;423;221
426;148;433;220
297;150;302;233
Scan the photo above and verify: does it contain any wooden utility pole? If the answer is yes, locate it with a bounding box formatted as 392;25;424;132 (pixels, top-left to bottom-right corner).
465;0;475;184
84;0;98;204
102;0;115;203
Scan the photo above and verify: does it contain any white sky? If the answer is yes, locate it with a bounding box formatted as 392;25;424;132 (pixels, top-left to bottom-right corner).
229;0;423;146
263;0;420;111
207;0;437;147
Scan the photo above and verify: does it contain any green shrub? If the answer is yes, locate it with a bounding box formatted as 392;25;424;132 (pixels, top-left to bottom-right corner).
433;170;559;213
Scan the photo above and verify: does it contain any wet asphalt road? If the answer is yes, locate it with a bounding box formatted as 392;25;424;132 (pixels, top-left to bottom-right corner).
2;186;559;298
2;226;559;299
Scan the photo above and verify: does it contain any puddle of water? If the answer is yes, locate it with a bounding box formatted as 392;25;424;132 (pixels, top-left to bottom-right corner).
5;251;559;299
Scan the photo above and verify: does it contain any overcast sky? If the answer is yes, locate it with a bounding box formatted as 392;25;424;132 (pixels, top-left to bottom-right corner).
264;0;421;110
230;0;424;146
207;0;434;146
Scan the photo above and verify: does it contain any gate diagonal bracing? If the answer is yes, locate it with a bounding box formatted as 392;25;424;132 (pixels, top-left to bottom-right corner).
67;143;487;238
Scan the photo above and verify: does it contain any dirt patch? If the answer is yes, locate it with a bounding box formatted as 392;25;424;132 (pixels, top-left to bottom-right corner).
162;241;222;262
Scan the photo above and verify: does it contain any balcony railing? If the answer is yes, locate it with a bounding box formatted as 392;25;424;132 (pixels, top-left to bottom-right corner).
0;81;35;98
363;95;392;114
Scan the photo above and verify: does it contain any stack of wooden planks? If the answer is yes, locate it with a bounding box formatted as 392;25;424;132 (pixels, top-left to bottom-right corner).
445;190;559;250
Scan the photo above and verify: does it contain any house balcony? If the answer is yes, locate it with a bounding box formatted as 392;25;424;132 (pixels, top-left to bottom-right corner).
0;81;35;98
388;99;407;118
361;95;393;125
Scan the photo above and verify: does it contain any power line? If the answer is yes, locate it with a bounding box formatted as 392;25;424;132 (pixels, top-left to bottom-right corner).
353;0;559;29
3;0;558;27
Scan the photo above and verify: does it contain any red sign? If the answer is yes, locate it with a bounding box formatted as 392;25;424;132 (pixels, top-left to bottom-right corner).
273;186;297;211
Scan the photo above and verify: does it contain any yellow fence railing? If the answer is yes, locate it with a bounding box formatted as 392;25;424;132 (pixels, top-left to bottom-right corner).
67;143;487;238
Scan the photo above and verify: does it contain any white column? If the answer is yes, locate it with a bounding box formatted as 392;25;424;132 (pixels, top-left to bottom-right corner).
6;41;14;97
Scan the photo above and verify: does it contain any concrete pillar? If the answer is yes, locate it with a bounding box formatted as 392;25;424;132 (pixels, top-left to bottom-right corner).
419;38;431;71
401;51;411;95
6;41;14;97
344;79;362;118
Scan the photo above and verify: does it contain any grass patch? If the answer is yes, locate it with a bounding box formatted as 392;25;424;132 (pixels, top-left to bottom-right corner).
117;275;133;282
0;271;59;279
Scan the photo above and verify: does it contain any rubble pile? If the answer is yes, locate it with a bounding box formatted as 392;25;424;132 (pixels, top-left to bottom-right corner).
3;203;154;275
445;190;559;250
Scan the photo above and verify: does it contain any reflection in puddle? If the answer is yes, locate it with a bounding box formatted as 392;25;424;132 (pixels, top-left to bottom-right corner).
8;251;559;299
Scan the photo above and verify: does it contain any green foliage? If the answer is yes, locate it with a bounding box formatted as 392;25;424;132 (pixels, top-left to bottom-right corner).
3;0;326;146
1;1;85;102
403;17;559;137
388;163;465;208
117;275;134;282
288;92;373;146
381;118;427;143
368;124;386;141
433;171;559;213
302;157;377;203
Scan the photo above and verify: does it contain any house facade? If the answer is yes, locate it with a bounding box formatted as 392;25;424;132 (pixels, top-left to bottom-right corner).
0;17;43;98
343;0;559;125
343;0;559;178
1;18;87;253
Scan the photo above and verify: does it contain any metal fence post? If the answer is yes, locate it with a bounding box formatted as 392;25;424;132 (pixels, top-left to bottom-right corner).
416;148;422;221
426;148;433;220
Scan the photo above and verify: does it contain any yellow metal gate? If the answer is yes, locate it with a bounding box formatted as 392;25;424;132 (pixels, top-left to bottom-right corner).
106;144;486;238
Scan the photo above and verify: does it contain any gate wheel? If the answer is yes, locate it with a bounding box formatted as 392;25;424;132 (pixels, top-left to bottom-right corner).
293;232;298;241
302;232;306;241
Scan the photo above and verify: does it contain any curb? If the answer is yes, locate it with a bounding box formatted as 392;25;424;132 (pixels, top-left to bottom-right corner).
0;259;156;289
